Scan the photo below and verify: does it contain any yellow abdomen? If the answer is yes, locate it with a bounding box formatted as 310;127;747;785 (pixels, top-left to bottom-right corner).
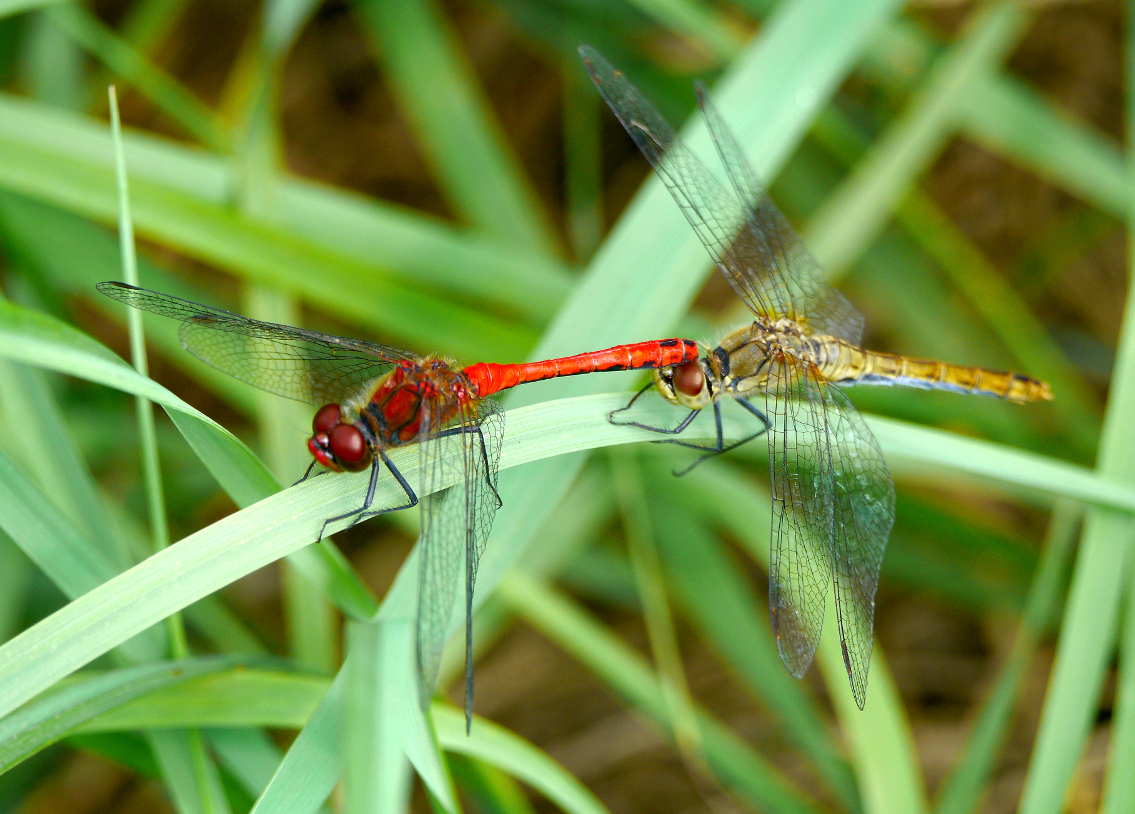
819;340;1053;404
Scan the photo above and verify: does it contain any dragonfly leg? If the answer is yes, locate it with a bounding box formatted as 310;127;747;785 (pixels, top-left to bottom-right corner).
317;450;418;542
670;397;771;476
610;382;702;435
431;423;502;506
291;459;331;487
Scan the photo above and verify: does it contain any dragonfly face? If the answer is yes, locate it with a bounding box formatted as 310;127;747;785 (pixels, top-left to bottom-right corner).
308;403;373;473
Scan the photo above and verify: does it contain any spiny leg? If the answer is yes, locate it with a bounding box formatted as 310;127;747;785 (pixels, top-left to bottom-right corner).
317;450;418;541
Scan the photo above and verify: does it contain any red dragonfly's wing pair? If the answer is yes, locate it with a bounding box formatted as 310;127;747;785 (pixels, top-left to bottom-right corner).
581;46;894;709
97;282;501;721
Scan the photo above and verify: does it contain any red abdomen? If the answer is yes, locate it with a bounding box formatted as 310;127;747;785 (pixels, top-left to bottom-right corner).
462;338;699;398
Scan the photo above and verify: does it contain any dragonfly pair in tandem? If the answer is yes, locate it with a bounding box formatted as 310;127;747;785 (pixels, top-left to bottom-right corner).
99;47;1051;722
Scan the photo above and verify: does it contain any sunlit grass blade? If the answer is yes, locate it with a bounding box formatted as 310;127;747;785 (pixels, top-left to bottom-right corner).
0;387;1125;728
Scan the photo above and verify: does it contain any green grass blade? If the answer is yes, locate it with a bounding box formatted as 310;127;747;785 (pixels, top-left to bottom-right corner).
612;453;703;765
805;1;1029;277
935;501;1080;814
207;728;285;802
0;0;65;16
665;456;925;814
344;620;420;814
1018;13;1135;804
248;667;344;814
0;89;572;320
620;0;742;60
1102;567;1135;812
0;298;277;505
0;656;242;773
147;729;232;814
434;706;613;814
46;4;227;150
959;71;1127;219
0;357;132;570
498;573;820;814
356;0;558;254
447;755;538;814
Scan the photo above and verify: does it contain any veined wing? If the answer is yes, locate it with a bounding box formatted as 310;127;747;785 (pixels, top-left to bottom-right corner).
98;282;417;407
765;357;893;709
414;395;504;727
580;46;864;343
694;84;865;344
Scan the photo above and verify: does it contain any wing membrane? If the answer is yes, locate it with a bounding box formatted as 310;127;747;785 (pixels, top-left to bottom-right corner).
580;47;864;342
694;84;865;344
98;282;416;406
765;357;893;707
414;394;503;723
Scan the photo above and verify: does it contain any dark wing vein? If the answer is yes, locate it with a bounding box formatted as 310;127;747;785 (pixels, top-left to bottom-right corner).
98;282;417;406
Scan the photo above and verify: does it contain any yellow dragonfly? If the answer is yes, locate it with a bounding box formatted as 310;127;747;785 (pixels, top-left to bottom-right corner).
582;46;1052;709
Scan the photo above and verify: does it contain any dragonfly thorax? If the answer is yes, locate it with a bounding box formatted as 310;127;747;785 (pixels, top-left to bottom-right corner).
710;320;831;394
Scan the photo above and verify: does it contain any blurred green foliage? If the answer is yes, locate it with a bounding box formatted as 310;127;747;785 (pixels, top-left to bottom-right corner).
0;1;1132;813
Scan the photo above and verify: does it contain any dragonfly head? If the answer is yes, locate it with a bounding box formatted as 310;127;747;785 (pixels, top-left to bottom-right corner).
308;404;373;473
655;359;712;410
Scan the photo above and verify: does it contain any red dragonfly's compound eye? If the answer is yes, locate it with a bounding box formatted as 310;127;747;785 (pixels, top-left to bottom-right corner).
672;361;705;398
313;404;341;436
329;424;371;472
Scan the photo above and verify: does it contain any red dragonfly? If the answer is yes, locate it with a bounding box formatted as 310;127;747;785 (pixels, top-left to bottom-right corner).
98;281;698;724
582;47;1051;709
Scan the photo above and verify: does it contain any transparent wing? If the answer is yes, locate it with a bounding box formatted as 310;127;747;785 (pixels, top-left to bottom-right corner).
694;84;865;344
414;394;503;723
579;46;864;343
98;282;418;406
765;358;834;682
765;357;894;708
